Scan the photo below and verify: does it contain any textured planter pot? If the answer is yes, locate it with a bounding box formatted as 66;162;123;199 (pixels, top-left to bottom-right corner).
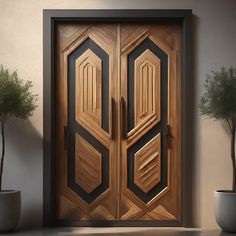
0;190;21;232
214;190;236;232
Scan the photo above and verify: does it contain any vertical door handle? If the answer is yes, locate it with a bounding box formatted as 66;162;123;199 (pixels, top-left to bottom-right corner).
110;98;115;139
120;97;126;139
64;125;68;150
164;124;172;149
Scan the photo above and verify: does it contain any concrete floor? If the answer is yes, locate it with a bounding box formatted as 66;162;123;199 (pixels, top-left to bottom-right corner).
2;228;234;236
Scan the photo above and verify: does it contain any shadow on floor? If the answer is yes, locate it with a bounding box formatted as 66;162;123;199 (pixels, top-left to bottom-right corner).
1;228;232;236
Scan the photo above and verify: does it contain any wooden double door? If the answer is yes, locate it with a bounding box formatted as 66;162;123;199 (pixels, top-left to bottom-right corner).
56;22;182;224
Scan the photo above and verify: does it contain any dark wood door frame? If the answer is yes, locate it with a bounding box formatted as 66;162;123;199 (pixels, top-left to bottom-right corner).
43;9;192;227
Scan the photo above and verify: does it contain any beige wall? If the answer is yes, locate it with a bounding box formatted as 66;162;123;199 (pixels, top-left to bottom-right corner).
0;0;236;229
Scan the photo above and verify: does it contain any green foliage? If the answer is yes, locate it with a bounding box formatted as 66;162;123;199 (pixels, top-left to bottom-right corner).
199;67;236;121
0;65;37;122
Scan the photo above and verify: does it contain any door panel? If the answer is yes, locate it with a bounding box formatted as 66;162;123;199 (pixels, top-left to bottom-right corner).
120;24;181;221
56;24;118;220
56;22;181;223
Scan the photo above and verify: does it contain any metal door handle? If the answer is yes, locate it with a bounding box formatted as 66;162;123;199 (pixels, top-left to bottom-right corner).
164;124;171;149
110;98;115;139
120;97;126;139
64;125;68;150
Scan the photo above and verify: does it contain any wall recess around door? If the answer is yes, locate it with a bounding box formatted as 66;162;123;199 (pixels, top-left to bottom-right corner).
43;9;192;227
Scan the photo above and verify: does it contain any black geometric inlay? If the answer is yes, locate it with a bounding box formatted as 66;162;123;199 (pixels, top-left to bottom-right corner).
127;38;168;203
69;37;109;132
68;37;109;203
127;37;168;132
127;125;168;203
68;124;109;204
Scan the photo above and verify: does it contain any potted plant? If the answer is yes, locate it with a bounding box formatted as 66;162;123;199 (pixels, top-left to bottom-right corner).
199;67;236;232
0;65;37;232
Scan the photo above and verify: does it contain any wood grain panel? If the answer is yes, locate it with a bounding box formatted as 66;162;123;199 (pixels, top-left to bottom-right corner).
120;23;182;222
149;205;176;220
90;205;116;220
138;205;176;221
134;134;161;193
58;195;79;219
56;23;118;221
56;22;182;223
57;24;90;51
120;196;143;220
75;133;102;193
135;49;160;126
58;194;94;220
76;49;102;127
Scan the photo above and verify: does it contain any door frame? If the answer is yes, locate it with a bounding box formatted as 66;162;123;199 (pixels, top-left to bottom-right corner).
43;9;192;227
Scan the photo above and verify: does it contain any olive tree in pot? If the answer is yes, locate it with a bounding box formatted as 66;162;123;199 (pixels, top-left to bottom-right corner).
0;65;37;232
199;67;236;232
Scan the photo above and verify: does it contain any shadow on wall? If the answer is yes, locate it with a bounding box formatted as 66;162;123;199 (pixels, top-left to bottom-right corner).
2;117;43;229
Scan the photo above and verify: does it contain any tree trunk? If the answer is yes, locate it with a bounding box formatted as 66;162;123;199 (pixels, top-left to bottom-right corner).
231;122;236;192
0;122;5;191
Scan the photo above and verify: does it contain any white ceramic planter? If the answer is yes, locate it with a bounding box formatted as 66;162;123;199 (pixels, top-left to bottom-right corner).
0;190;21;232
214;190;236;232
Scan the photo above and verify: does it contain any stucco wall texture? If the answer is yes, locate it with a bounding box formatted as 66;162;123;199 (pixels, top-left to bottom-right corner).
0;0;236;229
